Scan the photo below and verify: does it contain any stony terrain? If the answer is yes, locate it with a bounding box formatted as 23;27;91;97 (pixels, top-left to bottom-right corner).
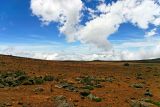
0;54;160;107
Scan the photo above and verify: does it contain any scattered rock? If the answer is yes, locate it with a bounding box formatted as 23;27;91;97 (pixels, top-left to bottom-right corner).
95;84;103;88
75;77;81;82
52;95;74;107
130;100;156;107
105;77;115;83
34;87;44;93
18;101;23;105
132;83;144;88
87;94;102;102
55;82;78;92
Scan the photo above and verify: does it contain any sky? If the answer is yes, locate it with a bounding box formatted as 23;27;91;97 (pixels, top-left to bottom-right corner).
0;0;160;60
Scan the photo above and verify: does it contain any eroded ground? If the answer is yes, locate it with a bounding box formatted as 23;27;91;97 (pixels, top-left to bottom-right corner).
0;55;160;107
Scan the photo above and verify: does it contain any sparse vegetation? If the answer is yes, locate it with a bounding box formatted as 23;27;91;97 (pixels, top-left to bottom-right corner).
144;99;160;107
82;85;94;90
0;71;54;87
43;75;54;81
33;76;44;84
0;55;160;106
135;73;143;79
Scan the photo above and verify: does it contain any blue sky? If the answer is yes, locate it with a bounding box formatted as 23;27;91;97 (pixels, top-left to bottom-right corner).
0;0;160;60
0;0;63;44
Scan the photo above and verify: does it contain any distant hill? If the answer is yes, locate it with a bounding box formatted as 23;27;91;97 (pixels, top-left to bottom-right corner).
0;54;160;63
137;58;160;63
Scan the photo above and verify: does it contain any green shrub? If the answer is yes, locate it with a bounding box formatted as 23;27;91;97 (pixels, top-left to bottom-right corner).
33;77;44;84
43;75;54;81
22;79;34;85
144;99;160;106
82;85;94;90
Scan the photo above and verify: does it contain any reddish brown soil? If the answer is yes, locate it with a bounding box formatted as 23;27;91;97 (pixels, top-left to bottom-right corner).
0;55;160;107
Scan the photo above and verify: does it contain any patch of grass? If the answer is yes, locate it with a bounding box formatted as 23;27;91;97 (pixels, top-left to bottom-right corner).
0;71;54;87
80;76;94;85
43;75;54;81
144;99;160;107
33;76;44;84
82;85;94;90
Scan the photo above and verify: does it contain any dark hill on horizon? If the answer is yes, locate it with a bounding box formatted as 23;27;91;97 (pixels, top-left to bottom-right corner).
0;54;160;63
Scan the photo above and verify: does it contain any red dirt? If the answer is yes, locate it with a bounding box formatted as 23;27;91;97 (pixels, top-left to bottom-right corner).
0;55;160;107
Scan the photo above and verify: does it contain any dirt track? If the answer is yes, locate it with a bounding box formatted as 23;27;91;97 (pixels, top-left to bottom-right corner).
0;55;160;107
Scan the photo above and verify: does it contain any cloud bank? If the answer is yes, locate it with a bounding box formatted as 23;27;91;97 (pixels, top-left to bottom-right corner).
1;38;160;61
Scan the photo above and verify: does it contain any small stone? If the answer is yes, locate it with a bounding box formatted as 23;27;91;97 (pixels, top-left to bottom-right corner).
53;95;74;107
132;83;144;88
79;89;90;97
87;94;102;102
18;101;23;105
130;100;156;107
95;84;103;88
144;89;153;97
34;87;44;93
5;102;12;106
55;83;70;89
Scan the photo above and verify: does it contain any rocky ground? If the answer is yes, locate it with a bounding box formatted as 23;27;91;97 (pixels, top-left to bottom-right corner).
0;55;160;107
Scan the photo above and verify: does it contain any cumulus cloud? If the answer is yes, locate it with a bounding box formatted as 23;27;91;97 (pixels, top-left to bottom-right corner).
30;0;160;50
30;0;83;42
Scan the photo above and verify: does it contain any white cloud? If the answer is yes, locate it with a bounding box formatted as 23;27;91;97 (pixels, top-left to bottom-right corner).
145;28;157;37
30;0;83;42
123;0;160;29
1;38;160;61
28;0;160;60
77;13;123;50
31;0;160;50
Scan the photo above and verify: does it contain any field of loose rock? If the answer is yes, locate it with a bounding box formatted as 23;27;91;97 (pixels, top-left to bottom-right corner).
0;55;160;107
